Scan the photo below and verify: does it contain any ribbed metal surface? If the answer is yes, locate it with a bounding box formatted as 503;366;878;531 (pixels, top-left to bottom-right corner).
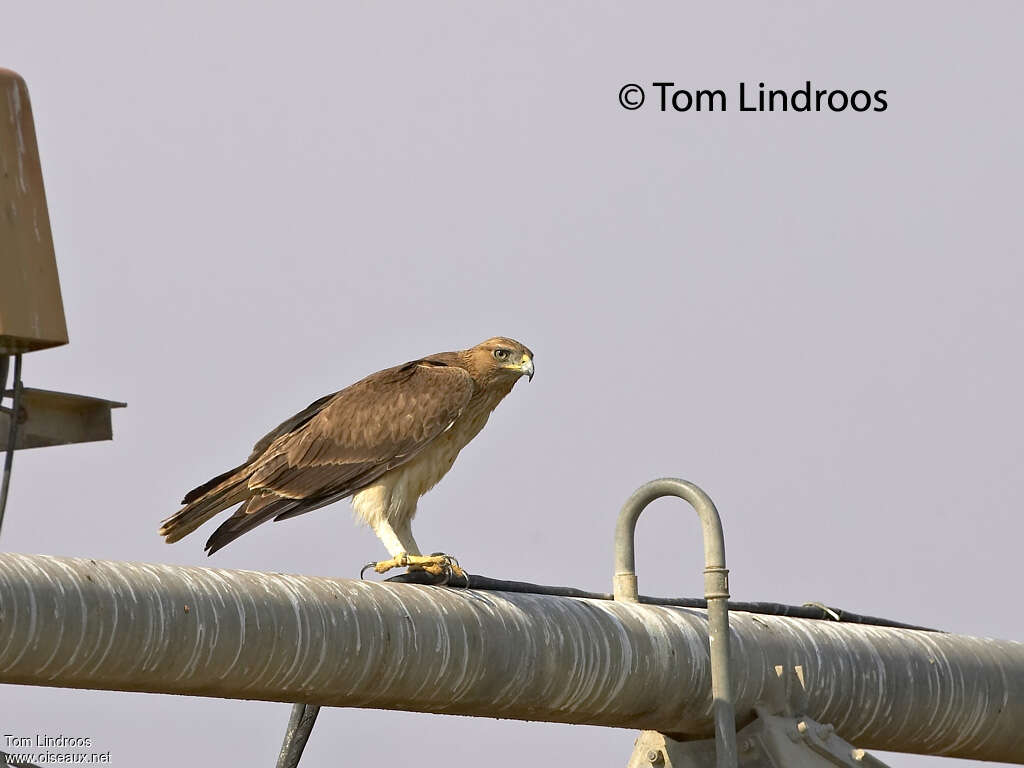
0;553;1022;762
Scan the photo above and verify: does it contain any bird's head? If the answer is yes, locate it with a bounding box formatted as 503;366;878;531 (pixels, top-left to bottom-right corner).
466;337;534;385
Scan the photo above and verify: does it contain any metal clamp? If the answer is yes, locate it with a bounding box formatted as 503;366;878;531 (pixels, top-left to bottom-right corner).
614;478;737;768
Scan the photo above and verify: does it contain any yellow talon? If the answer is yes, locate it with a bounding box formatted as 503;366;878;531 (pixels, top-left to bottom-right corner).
407;554;465;579
372;554;409;574
367;553;465;580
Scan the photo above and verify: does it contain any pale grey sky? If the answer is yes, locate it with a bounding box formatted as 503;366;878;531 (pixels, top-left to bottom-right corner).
2;2;1022;765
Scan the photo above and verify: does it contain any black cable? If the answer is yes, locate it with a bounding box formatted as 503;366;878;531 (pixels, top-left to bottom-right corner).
383;570;939;633
0;353;23;538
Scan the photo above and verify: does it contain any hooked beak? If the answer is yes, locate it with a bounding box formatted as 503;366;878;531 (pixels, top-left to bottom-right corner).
520;354;534;382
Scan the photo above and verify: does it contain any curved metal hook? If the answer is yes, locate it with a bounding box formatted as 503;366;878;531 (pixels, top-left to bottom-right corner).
614;478;737;768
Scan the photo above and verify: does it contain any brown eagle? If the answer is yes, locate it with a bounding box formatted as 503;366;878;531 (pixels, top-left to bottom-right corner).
159;337;533;575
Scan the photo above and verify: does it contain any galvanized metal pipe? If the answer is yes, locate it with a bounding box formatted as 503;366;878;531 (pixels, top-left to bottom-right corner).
1;553;1023;763
614;479;736;768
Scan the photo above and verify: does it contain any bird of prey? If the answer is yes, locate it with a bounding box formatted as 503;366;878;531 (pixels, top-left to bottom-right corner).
159;337;534;576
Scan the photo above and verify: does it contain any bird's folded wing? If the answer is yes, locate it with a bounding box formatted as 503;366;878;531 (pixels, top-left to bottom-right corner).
246;361;474;500
247;391;339;462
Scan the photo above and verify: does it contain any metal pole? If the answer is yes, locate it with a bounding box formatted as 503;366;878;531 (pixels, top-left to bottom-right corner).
276;703;320;768
0;553;1023;763
614;479;736;768
0;354;23;537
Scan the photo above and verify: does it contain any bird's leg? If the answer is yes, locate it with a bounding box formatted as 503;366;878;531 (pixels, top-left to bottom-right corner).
365;518;464;580
395;521;465;580
393;520;422;558
366;518;415;574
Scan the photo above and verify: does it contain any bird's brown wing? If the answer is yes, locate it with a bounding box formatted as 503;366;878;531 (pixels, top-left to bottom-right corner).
179;392;339;507
203;361;473;552
247;391;339;461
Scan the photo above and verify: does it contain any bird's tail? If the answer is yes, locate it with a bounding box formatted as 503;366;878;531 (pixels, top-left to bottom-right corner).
159;464;252;544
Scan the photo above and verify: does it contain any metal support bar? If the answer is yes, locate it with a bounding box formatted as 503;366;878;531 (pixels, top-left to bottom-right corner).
0;353;23;537
614;479;736;768
276;704;320;768
0;553;1023;763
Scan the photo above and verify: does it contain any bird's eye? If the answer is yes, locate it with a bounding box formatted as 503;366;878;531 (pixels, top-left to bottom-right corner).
493;349;510;360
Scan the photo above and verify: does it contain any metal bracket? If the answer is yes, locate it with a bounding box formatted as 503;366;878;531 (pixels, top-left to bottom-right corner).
626;662;890;767
627;714;891;768
0;387;125;451
614;478;737;768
